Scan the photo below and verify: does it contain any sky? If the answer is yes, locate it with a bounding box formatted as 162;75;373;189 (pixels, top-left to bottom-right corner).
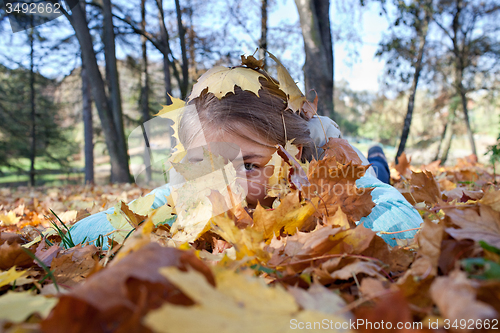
0;0;391;93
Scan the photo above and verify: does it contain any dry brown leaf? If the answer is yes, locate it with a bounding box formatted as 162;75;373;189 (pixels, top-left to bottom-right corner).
240;55;264;70
287;282;348;315
0;242;34;270
41;243;214;332
403;171;441;206
430;270;498;327
321;138;363;165
51;245;98;287
395;152;411;178
34;242;61;268
354;290;424;333
329;260;384;280
444;204;500;247
408;219;444;277
481;190;500;212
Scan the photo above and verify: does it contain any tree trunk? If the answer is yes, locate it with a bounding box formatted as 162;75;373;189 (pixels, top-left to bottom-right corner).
102;0;129;169
156;0;172;104
175;0;189;98
259;0;268;69
458;81;476;156
140;0;152;182
81;66;94;184
295;0;334;118
29;25;36;187
434;106;456;162
68;1;130;183
440;117;455;164
451;0;477;157
395;18;429;164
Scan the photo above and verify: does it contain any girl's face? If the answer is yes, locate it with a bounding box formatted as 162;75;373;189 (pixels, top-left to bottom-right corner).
186;124;277;208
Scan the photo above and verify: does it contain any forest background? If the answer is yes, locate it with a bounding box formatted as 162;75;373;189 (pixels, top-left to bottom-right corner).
0;0;499;186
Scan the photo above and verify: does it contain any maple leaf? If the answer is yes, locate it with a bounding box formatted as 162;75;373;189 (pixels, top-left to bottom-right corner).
267;225;343;271
0;266;26;288
0;211;21;226
444;204;500;248
302;158;374;223
154;94;187;155
0;291;57;323
276;144;311;191
51;245;98;287
354;291;417;333
321;137;363;165
107;194;155;243
329;260;385;280
187;66;267;101
145;266;352;333
401;218;444;279
211;215;268;261
287;282;349;315
34;242;61;267
0;242;34;270
481;189;500;212
395;152;411;178
267;51;307;114
430;270;498;323
240;54;264;70
42;243;214;332
253;190;318;240
300;92;318;120
170;160;245;243
401;171;441;206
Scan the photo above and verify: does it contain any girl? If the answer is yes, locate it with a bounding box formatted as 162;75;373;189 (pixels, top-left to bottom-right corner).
70;58;423;247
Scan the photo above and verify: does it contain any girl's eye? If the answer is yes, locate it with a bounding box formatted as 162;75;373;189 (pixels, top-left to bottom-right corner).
244;163;257;171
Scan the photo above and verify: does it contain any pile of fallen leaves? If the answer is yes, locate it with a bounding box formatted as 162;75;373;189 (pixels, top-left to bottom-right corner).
1;142;499;333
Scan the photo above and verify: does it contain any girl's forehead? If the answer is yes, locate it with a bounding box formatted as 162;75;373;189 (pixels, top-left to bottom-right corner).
187;126;276;161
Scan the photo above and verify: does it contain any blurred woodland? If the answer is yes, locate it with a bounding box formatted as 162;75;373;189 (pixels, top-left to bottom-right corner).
0;0;499;186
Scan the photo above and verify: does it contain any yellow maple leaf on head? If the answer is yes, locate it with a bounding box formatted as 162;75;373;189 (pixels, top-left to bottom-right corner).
187;66;267;101
267;52;307;114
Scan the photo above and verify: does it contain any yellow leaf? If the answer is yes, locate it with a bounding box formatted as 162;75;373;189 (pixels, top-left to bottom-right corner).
154;93;186;117
324;207;351;229
253;191;318;240
107;194;156;243
129;194;156;216
170;158;245;243
0;211;20;226
112;219;155;263
0;267;26;288
211;215;268;261
267;52;306;113
145;267;352;333
0;291;57;323
154;94;187;156
187;66;267;101
151;204;174;226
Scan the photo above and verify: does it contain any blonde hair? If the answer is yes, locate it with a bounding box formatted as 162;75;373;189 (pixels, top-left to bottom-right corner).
179;74;316;162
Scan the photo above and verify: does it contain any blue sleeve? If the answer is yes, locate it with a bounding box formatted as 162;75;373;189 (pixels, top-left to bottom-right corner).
356;173;423;247
69;184;173;248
